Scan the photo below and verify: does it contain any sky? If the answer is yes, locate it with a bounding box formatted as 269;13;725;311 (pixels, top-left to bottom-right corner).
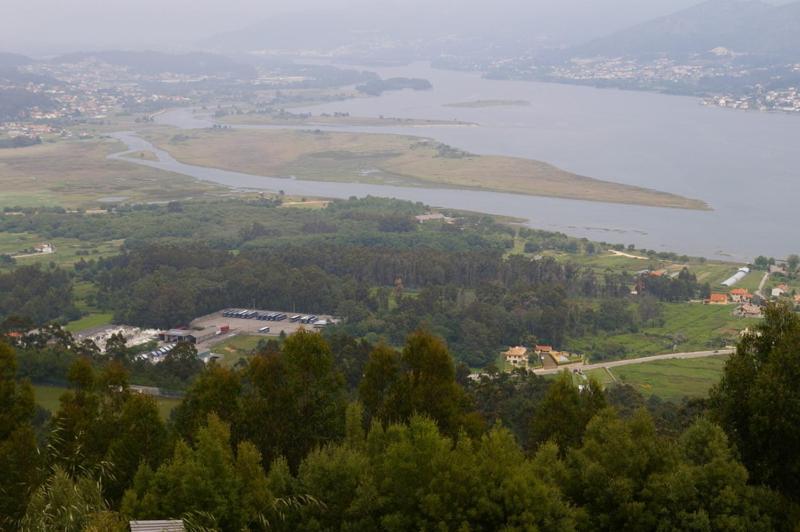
0;0;792;55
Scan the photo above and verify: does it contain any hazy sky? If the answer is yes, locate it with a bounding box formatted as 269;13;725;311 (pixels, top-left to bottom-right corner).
0;0;791;55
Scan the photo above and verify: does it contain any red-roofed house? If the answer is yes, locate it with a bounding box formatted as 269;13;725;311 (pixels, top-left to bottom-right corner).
708;293;729;305
730;288;752;303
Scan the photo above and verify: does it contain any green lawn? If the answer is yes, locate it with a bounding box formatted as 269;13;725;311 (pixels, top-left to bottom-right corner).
65;313;114;333
611;355;728;402
211;335;264;367
33;384;181;419
569;303;756;361
583;368;616;387
731;271;764;293
0;232;123;270
32;384;66;413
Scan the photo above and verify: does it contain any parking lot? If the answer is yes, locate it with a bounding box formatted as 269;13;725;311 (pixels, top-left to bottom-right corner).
191;308;336;351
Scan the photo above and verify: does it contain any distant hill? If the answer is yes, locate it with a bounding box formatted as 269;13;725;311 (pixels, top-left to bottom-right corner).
201;0;703;55
51;50;255;77
574;0;800;59
0;67;56;85
0;88;53;121
0;52;34;68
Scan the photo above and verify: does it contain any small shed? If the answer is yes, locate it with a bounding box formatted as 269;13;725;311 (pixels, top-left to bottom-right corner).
158;329;197;344
130;520;185;532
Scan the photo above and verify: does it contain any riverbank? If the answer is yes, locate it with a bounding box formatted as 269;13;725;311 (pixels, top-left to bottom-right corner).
144;127;709;210
218;112;475;128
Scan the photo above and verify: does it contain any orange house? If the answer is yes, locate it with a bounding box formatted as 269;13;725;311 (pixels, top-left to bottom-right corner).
708;293;729;305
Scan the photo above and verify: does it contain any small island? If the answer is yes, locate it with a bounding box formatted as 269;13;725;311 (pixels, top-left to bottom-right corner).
356;77;433;96
445;99;530;108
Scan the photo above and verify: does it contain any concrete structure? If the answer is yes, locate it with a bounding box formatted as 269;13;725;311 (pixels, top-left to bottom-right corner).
158;330;197;344
735;303;763;318
415;212;455;224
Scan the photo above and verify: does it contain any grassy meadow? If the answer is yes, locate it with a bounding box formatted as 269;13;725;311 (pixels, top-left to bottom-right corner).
0;137;224;208
569;303;755;360
33;384;181;419
146;127;709;210
610;355;729;401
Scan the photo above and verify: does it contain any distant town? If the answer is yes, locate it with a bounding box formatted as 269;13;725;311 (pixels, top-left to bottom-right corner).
476;53;800;114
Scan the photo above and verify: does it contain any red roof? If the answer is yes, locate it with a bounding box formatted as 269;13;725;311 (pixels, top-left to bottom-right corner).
730;288;751;296
535;345;553;352
709;293;729;303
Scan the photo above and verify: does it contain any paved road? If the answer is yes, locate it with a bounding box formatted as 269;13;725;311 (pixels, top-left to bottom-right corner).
532;348;734;376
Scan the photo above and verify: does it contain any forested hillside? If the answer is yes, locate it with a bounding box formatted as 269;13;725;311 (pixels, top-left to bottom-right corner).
1;303;799;529
0;198;712;367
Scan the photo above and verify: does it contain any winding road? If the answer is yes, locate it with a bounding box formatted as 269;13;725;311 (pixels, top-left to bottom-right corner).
532;348;734;376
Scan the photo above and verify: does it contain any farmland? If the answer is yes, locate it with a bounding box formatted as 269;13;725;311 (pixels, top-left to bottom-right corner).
569;303;756;360
610;355;729;401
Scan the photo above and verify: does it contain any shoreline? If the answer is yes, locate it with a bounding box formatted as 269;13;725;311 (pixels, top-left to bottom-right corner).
146;113;710;212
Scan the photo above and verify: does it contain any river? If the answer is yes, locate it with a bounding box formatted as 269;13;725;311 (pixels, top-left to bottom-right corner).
124;63;800;261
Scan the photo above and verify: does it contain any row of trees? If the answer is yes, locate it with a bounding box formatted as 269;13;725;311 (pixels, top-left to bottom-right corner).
2;304;800;529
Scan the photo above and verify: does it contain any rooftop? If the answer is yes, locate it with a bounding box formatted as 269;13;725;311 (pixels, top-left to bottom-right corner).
130;521;185;532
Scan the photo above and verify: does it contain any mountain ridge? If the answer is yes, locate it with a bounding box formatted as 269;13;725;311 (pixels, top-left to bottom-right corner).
574;0;800;58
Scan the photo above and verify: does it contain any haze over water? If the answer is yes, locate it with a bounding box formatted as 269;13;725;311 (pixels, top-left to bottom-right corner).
296;63;800;261
148;63;800;261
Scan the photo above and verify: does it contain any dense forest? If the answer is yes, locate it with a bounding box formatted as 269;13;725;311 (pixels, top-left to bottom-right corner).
0;197;797;529
1;303;799;530
0;198;710;367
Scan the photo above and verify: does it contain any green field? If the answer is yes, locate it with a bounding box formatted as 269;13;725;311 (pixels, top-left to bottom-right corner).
610;355;729;401
541;249;746;288
0;232;123;269
211;335;265;367
65;313;114;333
569;303;756;360
0;137;226;208
583;368;617;387
33;384;180;419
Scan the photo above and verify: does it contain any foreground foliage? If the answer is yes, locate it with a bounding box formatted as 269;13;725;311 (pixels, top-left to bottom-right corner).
1;310;799;529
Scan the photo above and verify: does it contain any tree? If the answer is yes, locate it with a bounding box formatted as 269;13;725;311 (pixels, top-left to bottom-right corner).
0;342;40;526
173;364;242;440
710;302;800;500
788;254;800;276
359;331;473;435
20;466;116;532
161;341;203;382
104;332;128;361
103;393;168;504
753;256;770;270
637;295;664;327
563;408;673;530
121;414;272;530
644;418;786;531
529;372;606;452
238;330;347;469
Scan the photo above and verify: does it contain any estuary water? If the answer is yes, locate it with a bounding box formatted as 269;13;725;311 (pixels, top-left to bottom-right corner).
129;64;800;261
